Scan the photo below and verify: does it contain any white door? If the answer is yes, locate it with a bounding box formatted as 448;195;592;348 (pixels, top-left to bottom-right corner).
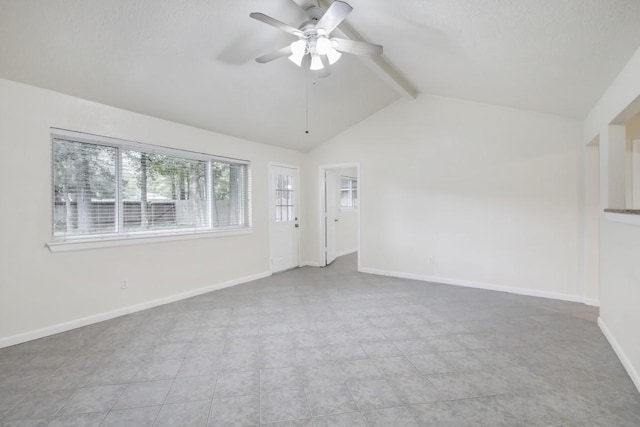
325;169;338;265
269;164;300;272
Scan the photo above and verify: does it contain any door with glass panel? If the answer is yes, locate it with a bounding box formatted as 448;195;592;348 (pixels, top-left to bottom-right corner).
269;164;300;272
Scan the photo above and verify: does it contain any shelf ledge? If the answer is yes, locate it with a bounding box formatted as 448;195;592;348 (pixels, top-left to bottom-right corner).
604;209;640;226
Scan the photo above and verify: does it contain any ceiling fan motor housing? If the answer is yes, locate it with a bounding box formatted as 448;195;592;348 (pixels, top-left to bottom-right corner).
305;6;324;21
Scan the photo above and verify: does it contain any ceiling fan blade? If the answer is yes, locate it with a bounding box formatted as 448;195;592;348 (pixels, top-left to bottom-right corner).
331;37;383;57
249;12;302;36
316;56;331;78
255;46;293;63
315;1;352;34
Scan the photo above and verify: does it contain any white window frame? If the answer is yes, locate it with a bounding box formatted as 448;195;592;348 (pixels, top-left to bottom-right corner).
48;128;252;252
340;176;358;212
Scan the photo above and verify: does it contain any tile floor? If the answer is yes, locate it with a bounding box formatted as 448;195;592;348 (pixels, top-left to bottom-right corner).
1;253;639;426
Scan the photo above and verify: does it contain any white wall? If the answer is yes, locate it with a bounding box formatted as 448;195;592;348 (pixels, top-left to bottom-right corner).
336;167;358;256
583;45;640;391
0;78;302;346
582;144;600;305
303;94;583;300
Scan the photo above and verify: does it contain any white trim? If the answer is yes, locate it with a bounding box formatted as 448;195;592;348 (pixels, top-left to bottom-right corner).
359;267;592;304
632;139;640;209
584;297;601;307
605;212;640;226
336;249;357;258
0;271;270;349
598;317;640;393
302;261;323;267
47;228;253;252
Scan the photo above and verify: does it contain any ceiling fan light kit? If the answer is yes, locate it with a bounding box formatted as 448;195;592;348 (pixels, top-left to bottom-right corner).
288;39;307;66
250;1;382;75
326;48;342;65
310;54;324;71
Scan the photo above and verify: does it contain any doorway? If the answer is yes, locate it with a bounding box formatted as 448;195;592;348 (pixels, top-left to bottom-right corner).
269;163;300;273
319;163;360;267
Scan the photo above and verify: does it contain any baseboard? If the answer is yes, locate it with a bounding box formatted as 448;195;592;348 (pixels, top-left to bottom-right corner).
358;267;588;304
301;261;323;267
336;249;357;257
598;317;640;393
303;252;357;268
584;297;601;307
0;271;271;349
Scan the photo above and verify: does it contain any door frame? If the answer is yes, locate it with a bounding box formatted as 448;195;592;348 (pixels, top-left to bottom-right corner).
269;162;301;272
632;139;640;208
318;162;361;268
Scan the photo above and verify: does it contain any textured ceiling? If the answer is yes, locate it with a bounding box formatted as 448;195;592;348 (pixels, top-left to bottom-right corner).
1;0;640;151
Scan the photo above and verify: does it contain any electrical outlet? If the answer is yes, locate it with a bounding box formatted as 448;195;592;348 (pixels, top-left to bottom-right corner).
428;256;434;264
120;279;129;289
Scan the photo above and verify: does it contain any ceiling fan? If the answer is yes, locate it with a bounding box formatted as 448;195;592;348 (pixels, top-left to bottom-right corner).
250;1;383;77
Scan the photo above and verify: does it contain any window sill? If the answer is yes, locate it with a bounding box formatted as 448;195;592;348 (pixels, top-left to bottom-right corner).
47;228;253;253
604;209;640;227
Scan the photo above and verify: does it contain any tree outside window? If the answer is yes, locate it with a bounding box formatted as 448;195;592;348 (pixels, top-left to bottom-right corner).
52;132;249;240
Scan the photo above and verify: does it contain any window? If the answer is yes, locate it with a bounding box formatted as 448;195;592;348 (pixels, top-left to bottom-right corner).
340;177;358;210
274;174;294;222
629;138;640;209
52;129;250;242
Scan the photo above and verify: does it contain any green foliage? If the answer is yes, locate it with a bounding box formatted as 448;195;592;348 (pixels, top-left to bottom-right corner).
212;162;231;201
53;139;243;234
53;139;116;201
55;140;233;203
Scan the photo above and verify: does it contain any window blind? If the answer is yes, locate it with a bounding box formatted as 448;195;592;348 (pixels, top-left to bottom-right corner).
51;129;251;241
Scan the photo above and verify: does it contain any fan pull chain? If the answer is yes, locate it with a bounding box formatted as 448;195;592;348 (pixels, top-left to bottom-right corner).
305;70;317;135
305;71;310;134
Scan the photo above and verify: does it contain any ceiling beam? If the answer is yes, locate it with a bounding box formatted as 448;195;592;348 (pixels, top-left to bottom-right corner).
290;0;319;12
316;0;418;99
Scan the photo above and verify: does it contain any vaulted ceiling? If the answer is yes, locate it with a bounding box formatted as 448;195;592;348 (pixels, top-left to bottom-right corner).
1;0;640;151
